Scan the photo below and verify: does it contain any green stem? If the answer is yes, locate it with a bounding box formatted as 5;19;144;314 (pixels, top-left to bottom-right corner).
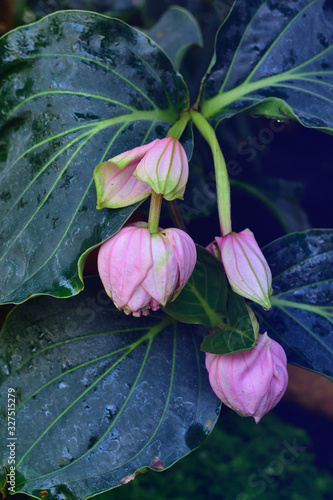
148;192;163;234
190;110;232;235
167;112;191;140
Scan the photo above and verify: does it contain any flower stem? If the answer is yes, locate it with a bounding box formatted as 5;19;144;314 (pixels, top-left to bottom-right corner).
148;192;163;234
167;112;191;140
190;110;231;235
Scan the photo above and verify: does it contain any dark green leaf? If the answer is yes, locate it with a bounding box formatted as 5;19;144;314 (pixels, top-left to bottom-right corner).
231;178;310;233
144;6;203;71
260;229;333;380
0;277;219;499
164;245;228;328
200;0;333;130
0;11;189;304
26;0;145;18
201;290;259;354
176;157;216;224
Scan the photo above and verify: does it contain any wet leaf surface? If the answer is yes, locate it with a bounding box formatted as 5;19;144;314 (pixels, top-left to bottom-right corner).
261;229;333;380
164;245;228;328
201;0;333;130
0;277;219;499
26;0;145;17
144;6;203;71
0;11;189;304
200;290;259;355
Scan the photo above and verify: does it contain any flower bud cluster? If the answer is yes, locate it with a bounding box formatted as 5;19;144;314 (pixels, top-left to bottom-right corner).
94;137;188;209
93;127;288;422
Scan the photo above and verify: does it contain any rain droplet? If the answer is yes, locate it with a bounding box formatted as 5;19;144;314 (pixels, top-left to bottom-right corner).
58;381;69;389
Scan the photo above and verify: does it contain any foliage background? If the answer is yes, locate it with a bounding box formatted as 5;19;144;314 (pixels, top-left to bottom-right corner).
0;0;333;499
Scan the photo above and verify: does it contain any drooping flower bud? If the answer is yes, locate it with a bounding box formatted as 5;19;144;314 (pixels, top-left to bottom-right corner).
93;140;160;209
134;137;188;200
207;229;272;309
98;222;196;317
205;332;288;423
93;137;189;209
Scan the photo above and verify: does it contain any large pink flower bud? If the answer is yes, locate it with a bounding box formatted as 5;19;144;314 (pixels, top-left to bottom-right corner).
205;333;288;423
134;137;188;200
207;229;272;309
98;222;196;317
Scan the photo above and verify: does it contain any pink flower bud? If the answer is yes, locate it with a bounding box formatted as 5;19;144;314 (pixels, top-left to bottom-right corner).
134;137;189;200
93;141;160;209
206;333;288;423
98;222;196;317
93;137;189;208
207;229;272;309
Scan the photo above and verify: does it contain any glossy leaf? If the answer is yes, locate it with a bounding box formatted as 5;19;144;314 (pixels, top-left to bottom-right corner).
260;229;333;380
0;277;219;500
26;0;145;18
201;290;259;354
0;11;189;304
231;178;310;233
200;0;333;130
164;245;228;328
145;6;203;71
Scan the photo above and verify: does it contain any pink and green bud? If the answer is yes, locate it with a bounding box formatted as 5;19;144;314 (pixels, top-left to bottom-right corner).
94;137;188;209
134;137;189;201
98;222;196;317
207;229;272;309
206;332;288;423
93;140;160;209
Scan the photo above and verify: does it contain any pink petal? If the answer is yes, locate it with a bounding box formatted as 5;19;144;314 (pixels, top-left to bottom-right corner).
141;233;178;306
126;285;152;315
162;228;197;290
97;225;134;297
218;229;272;309
98;224;153;309
134;137;189;200
94;161;152;209
109;139;161;169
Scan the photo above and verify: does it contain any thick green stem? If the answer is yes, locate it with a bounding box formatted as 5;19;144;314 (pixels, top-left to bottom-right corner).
190;110;232;235
148;192;163;234
167;112;191;140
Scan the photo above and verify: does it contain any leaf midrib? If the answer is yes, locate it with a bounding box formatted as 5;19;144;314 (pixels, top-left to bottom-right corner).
202;64;333;118
15;316;173;484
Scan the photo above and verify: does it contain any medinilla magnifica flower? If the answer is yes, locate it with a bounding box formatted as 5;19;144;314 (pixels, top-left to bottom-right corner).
98;222;196;317
207;228;272;309
205;332;288;423
94;137;188;209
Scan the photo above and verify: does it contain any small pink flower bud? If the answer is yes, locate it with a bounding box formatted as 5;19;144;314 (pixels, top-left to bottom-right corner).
205;332;288;423
134;137;189;200
207;229;272;309
98;222;196;317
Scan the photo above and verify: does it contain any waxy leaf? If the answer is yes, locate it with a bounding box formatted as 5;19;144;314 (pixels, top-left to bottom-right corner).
201;0;333;130
0;11;189;305
27;0;146;17
164;245;228;328
231;178;310;233
0;277;219;500
145;6;203;71
201;290;259;355
260;229;333;380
